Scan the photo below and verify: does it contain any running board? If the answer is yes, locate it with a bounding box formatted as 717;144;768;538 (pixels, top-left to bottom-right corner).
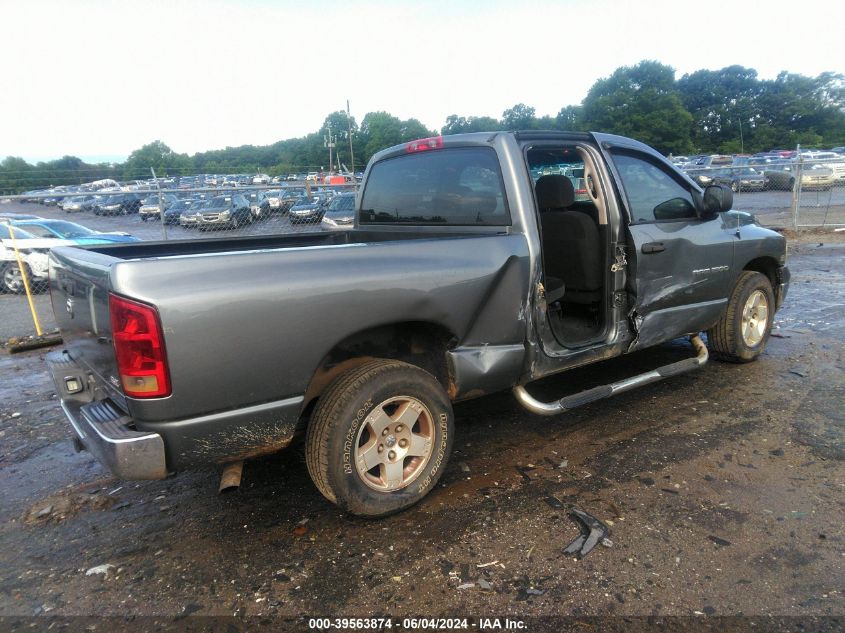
513;334;709;416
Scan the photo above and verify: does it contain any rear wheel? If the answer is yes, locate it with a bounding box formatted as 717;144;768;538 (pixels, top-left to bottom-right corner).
708;271;774;363
306;360;454;517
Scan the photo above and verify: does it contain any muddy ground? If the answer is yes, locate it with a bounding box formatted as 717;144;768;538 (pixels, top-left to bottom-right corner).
0;234;843;632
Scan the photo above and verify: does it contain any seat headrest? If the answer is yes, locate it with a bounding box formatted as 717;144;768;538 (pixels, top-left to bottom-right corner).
535;175;575;210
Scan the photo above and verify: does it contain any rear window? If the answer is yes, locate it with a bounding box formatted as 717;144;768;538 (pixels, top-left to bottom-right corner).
360;147;510;226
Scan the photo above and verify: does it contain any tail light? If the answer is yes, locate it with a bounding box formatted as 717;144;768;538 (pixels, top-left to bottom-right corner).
109;293;171;398
406;136;444;153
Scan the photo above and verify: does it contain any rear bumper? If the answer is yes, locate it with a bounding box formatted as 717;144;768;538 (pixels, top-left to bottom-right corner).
47;350;168;479
47;349;305;478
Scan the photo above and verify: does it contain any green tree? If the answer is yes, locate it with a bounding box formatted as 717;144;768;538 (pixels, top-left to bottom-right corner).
581;60;694;155
501;103;536;130
678;65;760;152
441;115;501;135
751;72;845;150
359;112;434;163
123;141;192;179
555;105;584;130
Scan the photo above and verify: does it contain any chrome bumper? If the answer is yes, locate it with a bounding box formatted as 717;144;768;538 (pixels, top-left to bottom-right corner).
46;350;167;480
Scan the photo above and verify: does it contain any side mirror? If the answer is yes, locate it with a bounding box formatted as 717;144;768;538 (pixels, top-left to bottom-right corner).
703;184;733;216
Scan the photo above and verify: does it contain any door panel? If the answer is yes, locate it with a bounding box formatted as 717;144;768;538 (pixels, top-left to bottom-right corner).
592;135;735;348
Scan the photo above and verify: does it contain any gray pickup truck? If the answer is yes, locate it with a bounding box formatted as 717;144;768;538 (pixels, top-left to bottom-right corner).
46;131;789;517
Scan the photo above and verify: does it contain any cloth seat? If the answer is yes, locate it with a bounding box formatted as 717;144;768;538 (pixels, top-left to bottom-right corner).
535;175;602;305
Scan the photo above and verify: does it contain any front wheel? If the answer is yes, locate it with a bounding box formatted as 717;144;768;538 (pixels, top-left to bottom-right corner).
306;360;454;517
2;263;33;294
707;271;775;363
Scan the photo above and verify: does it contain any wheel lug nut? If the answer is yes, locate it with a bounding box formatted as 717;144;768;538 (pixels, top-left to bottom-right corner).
399;439;408;448
382;428;389;436
388;450;396;460
378;445;384;453
396;424;404;432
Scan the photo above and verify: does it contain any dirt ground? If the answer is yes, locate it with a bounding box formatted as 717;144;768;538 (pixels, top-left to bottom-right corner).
0;233;842;632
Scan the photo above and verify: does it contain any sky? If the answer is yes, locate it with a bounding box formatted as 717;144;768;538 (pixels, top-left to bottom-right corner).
2;0;842;163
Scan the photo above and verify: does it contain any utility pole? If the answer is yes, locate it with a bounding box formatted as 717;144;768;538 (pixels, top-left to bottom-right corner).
324;123;336;174
347;100;355;177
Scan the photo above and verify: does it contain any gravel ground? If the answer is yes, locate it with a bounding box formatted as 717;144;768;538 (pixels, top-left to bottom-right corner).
0;235;842;633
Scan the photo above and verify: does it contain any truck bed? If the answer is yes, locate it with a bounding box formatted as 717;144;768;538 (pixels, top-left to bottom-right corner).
49;227;529;468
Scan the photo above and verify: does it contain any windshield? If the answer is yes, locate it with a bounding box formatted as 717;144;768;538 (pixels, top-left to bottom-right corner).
22;221;94;238
329;195;355;212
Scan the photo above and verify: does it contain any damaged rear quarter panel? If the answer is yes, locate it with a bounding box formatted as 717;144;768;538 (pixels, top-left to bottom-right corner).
117;232;531;438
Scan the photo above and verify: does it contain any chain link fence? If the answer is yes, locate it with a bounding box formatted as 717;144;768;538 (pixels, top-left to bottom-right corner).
681;154;845;229
0;176;357;342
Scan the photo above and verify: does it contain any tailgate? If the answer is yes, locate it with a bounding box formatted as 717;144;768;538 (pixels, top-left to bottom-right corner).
49;246;126;406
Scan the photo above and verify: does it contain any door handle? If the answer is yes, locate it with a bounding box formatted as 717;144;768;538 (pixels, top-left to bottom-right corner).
641;242;665;254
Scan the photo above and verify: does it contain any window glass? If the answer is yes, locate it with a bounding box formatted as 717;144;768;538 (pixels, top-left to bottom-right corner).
612;152;697;223
16;224;54;238
526;147;591;203
360;147;510;225
0;225;37;239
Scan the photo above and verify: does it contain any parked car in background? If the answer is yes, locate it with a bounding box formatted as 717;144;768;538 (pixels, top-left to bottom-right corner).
801;152;845;184
164;199;198;225
765;162;835;191
800;164;835;190
139;194;179;221
320;192;356;230
94;194;142;216
179;201;204;229
711;167;766;192
0;224;72;293
243;191;271;220
10;220;139;245
763;163;798;191
61;196;96;213
288;195;327;224
260;190;293;214
196;194;252;230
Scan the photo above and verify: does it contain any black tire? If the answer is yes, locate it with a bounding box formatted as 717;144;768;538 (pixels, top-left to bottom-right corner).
141;216;148;222
305;360;454;517
1;262;33;294
707;271;775;363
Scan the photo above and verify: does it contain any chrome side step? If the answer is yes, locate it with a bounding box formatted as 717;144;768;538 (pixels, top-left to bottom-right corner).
513;334;709;416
